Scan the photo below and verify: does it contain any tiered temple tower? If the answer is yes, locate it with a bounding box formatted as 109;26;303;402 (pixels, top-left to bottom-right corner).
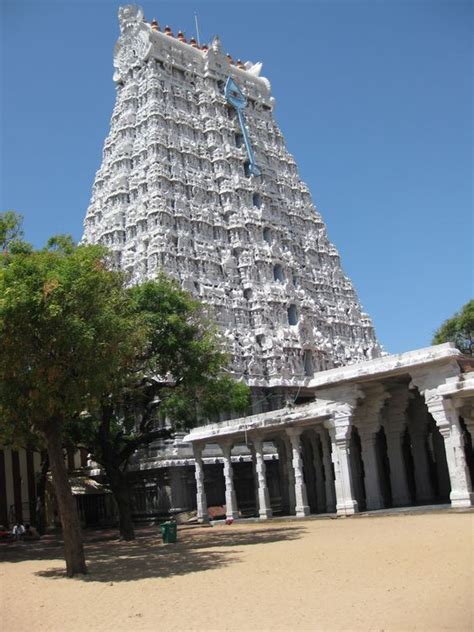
83;5;381;394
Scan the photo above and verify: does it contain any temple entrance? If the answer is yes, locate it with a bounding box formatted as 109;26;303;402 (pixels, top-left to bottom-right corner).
233;461;256;517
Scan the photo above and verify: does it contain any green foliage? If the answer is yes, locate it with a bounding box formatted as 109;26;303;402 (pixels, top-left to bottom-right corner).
160;376;250;430
60;268;250;541
0;237;146;444
46;234;76;254
432;300;473;356
0;217;249;505
0;218;250;541
130;277;225;383
0;211;32;255
85;276;251;467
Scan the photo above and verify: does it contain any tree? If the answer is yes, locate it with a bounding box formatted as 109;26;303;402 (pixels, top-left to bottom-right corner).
79;277;250;540
433;300;474;356
0;211;32;254
0;232;146;576
1;213;249;547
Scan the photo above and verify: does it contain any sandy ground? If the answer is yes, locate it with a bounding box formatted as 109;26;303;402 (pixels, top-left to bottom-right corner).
1;512;473;631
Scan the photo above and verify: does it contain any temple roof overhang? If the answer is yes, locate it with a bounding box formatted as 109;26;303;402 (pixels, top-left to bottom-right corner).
184;399;331;444
184;343;473;444
308;342;466;390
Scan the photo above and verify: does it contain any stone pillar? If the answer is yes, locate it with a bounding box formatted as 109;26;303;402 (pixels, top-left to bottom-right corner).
249;444;260;515
286;428;310;517
308;431;326;513
221;442;239;520
192;443;208;523
409;365;469;505
384;387;412;506
325;414;358;516
355;384;389;510
317;428;336;513
252;437;272;519
280;434;296;514
426;397;473;507
316;385;368;515
358;428;384;510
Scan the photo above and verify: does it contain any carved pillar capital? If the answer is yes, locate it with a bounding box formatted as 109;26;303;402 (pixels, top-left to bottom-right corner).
409;362;460;402
424;395;458;435
192;442;206;460
356;384;390;437
285;426;303;441
317;384;365;412
249;431;266;448
384;384;410;434
318;384;364;447
324;409;352;447
220;440;234;459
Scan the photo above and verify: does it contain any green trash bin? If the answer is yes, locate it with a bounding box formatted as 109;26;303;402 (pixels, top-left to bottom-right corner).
160;521;177;544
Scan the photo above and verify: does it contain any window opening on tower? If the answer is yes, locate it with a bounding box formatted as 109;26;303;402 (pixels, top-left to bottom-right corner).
288;304;298;325
273;264;284;283
235;133;244;148
263;227;272;243
253;193;262;208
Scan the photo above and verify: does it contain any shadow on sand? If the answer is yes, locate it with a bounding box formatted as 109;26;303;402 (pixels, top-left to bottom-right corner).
1;525;304;583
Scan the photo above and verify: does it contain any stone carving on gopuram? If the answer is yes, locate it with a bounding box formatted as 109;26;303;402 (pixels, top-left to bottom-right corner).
83;5;382;392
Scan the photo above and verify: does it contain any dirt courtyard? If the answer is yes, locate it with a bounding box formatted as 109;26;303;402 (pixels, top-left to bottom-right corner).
1;511;472;631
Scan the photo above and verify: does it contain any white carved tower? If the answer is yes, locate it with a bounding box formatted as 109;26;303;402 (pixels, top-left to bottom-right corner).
83;5;382;391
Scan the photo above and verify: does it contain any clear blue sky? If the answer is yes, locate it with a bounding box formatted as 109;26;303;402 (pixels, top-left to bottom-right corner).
1;0;472;354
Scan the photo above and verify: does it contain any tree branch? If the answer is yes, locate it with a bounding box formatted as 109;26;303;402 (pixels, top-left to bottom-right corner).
118;427;173;467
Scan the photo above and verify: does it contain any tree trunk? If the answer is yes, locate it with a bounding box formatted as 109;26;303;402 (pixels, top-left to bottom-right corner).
108;468;135;540
44;423;87;577
36;452;49;535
